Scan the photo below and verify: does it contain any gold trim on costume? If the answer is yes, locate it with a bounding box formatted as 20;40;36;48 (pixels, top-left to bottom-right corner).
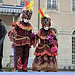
37;33;46;40
16;23;33;31
37;28;55;40
37;38;49;49
15;35;30;40
37;44;50;49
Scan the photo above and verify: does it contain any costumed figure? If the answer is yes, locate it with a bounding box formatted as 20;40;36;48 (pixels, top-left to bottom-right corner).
0;18;7;71
32;8;58;72
8;0;34;72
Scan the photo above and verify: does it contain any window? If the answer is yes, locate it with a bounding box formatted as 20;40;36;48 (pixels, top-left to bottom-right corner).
47;0;57;10
0;0;3;3
20;0;30;6
72;31;75;64
72;0;75;11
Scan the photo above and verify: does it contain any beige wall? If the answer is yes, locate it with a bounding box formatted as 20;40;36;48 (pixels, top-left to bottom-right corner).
40;0;75;68
3;0;20;5
0;15;19;26
30;0;38;32
1;0;75;69
42;0;75;31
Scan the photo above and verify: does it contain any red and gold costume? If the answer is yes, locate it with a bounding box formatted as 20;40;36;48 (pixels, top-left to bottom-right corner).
14;21;33;71
8;0;34;71
32;8;58;72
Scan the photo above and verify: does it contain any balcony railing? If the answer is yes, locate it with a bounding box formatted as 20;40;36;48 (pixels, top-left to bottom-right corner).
0;4;23;15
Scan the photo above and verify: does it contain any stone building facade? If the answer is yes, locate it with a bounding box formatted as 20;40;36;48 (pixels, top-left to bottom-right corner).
0;0;75;69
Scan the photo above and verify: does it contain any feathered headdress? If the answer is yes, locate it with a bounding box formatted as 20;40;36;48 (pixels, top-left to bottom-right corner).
38;7;45;19
23;0;34;12
38;7;52;26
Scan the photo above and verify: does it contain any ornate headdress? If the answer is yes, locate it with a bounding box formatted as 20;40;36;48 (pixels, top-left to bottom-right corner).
22;0;34;12
38;7;51;26
20;0;34;20
38;8;45;19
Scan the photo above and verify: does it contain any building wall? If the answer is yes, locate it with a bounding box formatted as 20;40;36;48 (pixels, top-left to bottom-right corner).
40;0;75;68
3;0;20;5
0;15;19;26
1;0;38;67
1;0;75;69
44;0;75;31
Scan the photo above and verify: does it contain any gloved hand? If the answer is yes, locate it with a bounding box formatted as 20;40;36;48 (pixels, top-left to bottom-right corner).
30;33;35;39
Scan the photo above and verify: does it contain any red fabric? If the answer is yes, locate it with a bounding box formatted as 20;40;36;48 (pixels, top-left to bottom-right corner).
8;21;35;47
17;57;28;70
37;28;55;39
16;21;33;31
15;45;30;70
17;57;23;69
34;28;58;57
11;22;16;27
14;21;33;46
50;47;57;53
34;51;58;57
32;35;37;48
8;29;16;42
22;58;28;70
9;21;33;70
15;37;31;47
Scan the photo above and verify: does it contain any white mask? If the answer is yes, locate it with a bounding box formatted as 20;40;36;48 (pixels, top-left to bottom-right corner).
24;19;29;23
44;26;49;30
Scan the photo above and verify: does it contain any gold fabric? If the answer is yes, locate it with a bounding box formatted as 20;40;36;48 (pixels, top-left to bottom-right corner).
32;55;58;72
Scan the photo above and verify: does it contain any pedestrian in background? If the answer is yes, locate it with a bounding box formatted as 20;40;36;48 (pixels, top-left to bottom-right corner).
0;18;7;71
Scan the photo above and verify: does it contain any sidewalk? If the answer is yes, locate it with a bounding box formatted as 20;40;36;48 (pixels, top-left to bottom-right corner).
1;68;75;72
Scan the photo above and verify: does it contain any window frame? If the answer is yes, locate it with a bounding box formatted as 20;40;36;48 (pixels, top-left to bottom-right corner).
45;0;60;13
72;0;75;11
72;31;75;64
20;0;31;6
0;0;3;3
47;0;58;10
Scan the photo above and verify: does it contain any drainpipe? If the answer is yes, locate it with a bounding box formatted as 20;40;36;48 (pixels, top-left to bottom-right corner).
12;12;15;56
38;0;40;30
12;12;15;22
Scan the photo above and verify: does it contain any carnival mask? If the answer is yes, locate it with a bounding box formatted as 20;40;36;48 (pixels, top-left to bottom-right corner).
20;0;34;20
41;17;51;26
38;8;51;27
44;26;49;30
24;18;29;23
21;10;32;20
